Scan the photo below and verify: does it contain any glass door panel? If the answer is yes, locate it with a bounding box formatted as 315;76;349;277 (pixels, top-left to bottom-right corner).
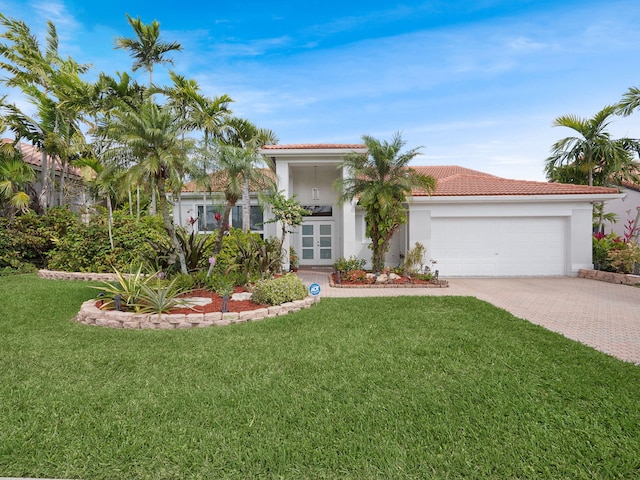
301;224;315;260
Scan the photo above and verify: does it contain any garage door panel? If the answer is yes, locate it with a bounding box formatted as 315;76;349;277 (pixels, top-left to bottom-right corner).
431;217;566;276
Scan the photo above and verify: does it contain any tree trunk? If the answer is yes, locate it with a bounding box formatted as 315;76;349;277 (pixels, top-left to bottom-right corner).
214;201;233;254
157;177;188;274
107;193;114;250
242;178;251;232
202;191;207;232
39;152;48;213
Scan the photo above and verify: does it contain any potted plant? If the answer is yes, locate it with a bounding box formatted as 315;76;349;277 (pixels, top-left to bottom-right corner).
289;246;299;272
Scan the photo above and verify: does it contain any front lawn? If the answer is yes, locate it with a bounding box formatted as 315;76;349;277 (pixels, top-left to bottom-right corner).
1;275;638;479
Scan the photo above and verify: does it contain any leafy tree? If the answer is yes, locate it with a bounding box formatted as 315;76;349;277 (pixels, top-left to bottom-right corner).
265;190;310;253
336;133;436;272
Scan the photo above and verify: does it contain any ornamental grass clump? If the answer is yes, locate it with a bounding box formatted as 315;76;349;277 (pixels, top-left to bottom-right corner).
251;273;307;306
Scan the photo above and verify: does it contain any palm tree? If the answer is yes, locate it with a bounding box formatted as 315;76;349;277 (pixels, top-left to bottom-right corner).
336;133;436;272
0;15;91;211
188;92;233;231
102;100;190;274
223;117;277;232
0;139;35;215
545;105;640;187
212;144;268;254
114;14;182;87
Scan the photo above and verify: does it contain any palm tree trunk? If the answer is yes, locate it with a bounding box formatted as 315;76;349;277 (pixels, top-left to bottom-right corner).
202;191;207;232
242;178;250;232
107;193;114;250
157;177;188;274
214;202;233;254
39;152;48;213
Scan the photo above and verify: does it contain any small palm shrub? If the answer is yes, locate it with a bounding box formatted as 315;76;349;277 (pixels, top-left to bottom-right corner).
251;273;307;306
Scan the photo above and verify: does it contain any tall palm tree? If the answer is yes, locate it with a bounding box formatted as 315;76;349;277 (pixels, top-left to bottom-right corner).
103;100;190;273
212;144;267;253
0;14;90;211
223;117;277;232
545;105;640;187
188;92;233;230
336;133;436;272
114;14;182;87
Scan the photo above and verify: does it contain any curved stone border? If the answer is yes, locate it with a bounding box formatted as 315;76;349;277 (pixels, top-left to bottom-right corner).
76;296;317;329
39;269;120;282
579;269;640;286
328;274;448;288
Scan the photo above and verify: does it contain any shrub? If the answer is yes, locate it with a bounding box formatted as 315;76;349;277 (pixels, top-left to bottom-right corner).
592;233;625;272
333;255;366;273
47;210;167;272
607;242;640;274
251;273;307;306
346;269;369;282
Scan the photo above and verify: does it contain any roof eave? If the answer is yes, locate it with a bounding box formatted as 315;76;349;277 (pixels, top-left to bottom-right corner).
408;193;625;203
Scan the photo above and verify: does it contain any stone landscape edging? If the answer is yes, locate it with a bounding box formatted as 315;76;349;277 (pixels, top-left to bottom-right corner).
38;269;317;329
578;268;640;286
76;296;316;329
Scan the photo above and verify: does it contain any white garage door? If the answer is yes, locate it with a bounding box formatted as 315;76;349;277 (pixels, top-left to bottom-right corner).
431;217;566;276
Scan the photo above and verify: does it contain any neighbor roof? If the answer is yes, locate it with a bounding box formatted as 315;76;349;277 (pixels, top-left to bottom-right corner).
2;138;82;177
181;168;275;193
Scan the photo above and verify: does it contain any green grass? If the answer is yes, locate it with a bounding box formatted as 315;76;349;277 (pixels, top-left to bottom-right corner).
1;275;639;479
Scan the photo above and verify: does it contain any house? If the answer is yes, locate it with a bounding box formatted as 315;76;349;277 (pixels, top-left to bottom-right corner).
177;144;622;277
1;138;87;211
601;183;640;240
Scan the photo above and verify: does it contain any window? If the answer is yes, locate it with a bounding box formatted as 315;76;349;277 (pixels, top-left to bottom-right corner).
196;205;225;232
232;205;264;233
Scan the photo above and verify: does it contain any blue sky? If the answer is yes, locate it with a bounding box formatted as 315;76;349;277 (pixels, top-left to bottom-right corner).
2;0;640;180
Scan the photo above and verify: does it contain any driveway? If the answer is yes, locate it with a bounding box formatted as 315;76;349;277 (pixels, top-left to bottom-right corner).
297;270;640;365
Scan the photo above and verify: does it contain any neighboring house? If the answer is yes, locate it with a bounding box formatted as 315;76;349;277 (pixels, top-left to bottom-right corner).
602;183;640;239
177;143;623;277
2;138;87;211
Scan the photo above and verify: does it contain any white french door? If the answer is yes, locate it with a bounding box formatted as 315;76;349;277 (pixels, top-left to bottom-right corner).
300;221;334;265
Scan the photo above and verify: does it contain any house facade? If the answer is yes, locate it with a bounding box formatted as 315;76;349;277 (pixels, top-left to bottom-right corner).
177;144;622;277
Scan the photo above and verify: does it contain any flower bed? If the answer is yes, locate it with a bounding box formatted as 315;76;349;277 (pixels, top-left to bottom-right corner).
329;272;448;288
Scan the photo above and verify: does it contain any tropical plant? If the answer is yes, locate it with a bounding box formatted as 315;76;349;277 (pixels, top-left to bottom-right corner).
403;242;427;275
92;265;149;312
336;133;436;272
0;138;35;215
545;106;640;188
137;277;192;314
607;242;640;274
212;144;269;254
114;14;182;87
333;255;366;274
101;99;190;273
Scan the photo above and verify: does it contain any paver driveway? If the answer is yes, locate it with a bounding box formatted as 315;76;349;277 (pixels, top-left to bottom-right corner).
297;270;640;365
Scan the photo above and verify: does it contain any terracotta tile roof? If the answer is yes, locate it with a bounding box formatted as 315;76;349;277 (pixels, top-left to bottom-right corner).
181;168;275;193
261;144;366;150
410;165;619;196
2;138;82;177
